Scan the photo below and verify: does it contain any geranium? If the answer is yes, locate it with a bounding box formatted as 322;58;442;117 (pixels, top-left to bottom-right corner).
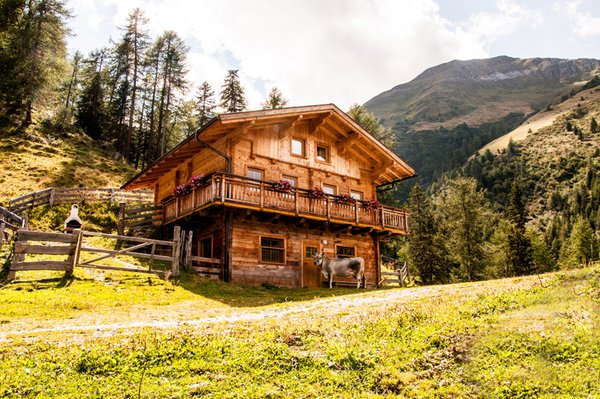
272;180;292;192
172;184;190;197
187;174;205;189
309;187;325;199
360;199;381;209
335;193;354;204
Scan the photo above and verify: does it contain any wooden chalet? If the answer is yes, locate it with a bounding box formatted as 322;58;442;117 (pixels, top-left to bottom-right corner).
122;104;416;288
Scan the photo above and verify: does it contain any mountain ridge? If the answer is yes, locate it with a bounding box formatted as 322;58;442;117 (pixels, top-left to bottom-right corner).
366;56;600;131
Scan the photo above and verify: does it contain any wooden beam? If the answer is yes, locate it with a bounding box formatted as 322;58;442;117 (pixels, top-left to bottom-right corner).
336;131;359;155
278;114;304;139
309;112;333;134
332;224;352;234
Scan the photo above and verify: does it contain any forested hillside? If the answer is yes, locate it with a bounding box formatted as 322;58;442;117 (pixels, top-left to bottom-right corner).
0;2;267;183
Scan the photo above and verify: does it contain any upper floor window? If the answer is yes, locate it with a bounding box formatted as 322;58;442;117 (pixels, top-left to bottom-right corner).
281;175;297;187
247;168;264;181
316;144;329;162
322;184;336;195
350;190;363;201
291;138;305;156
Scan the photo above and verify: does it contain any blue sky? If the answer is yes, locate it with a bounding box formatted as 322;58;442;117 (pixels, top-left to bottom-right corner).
66;0;600;110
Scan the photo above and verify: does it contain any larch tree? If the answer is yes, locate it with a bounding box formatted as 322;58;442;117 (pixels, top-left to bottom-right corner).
506;182;534;275
195;81;216;127
219;70;247;113
347;104;396;149
262;87;288;110
407;184;449;284
435;177;492;281
76;49;108;140
4;0;71;124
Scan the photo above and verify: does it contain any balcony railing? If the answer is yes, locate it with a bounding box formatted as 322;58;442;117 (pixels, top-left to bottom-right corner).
162;173;409;233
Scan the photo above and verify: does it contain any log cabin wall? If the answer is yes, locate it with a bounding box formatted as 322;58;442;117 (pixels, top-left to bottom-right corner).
231;120;378;200
230;215;378;288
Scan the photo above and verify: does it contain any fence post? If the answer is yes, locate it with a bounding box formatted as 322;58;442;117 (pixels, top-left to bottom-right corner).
117;202;126;235
49;188;56;206
109;188;115;205
171;226;181;277
65;229;82;278
7;230;25;280
21;212;28;230
0;218;4;252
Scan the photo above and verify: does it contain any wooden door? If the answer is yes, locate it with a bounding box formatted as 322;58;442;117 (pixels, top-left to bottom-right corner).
302;242;321;288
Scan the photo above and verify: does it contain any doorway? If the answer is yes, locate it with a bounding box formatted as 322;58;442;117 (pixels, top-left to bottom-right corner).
302;242;321;288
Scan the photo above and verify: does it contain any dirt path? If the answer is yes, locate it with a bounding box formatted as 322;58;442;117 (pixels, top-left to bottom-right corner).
0;276;539;343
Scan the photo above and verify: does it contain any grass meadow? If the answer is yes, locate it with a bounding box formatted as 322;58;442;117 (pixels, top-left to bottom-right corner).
0;267;598;398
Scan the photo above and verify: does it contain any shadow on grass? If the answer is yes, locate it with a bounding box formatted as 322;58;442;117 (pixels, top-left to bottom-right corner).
174;273;370;308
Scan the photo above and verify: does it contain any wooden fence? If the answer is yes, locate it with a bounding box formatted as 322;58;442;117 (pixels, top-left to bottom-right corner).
7;227;182;280
0;206;27;252
8;187;154;215
181;230;222;279
118;203;162;235
378;256;411;287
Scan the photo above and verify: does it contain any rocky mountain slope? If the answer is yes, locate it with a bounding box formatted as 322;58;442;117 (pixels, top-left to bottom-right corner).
364;56;600;191
366;56;600;131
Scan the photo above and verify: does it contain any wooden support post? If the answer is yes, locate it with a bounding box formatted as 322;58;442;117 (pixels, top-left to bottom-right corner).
117;202;126;235
66;229;82;277
326;197;330;222
185;231;193;271
294;189;299;215
354;202;359;224
171;226;181;277
260;182;264;210
220;176;226;204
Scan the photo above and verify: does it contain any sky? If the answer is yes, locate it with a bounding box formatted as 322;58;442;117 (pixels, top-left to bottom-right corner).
65;0;600;111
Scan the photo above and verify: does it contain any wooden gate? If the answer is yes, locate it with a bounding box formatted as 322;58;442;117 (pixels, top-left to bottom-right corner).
378;256;411;287
7;227;182;280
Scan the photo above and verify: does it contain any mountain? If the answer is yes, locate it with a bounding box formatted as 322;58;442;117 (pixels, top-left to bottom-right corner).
367;56;600;131
364;56;600;190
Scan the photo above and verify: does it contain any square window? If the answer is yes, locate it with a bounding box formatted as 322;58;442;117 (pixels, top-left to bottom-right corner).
350;191;363;200
336;246;355;258
316;145;329;162
322;184;336;195
247;168;264;181
261;237;285;264
281;175;297;187
291;138;304;156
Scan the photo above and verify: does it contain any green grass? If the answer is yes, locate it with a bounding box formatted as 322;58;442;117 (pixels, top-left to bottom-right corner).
0;268;599;398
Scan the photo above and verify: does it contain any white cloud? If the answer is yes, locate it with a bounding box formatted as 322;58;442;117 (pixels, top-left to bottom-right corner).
557;0;600;37
66;0;552;110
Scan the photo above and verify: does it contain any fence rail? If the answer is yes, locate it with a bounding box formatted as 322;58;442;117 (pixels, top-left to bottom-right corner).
378;256;411;287
8;187;154;215
8;227;181;280
0;206;27;252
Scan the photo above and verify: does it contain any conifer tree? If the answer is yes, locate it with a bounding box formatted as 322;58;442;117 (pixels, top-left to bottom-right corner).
219;70;247;113
407;184;449;284
435;177;491;281
2;0;71;124
506;182;534;275
76;50;107;140
347;104;396;149
262;87;288;109
195;81;216;127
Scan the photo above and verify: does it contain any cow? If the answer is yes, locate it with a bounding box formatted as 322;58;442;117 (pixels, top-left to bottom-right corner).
313;252;365;289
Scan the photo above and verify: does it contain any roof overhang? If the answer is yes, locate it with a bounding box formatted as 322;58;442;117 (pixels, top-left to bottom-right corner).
122;104;416;190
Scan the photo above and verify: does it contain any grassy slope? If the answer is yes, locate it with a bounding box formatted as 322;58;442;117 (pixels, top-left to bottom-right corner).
0;125;137;203
479;86;600;155
0;267;598;398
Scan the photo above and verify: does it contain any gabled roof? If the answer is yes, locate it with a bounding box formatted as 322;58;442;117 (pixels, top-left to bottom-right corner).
122;104;416;189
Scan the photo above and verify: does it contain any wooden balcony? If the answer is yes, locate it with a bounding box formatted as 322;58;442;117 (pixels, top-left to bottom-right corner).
162;173;409;234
